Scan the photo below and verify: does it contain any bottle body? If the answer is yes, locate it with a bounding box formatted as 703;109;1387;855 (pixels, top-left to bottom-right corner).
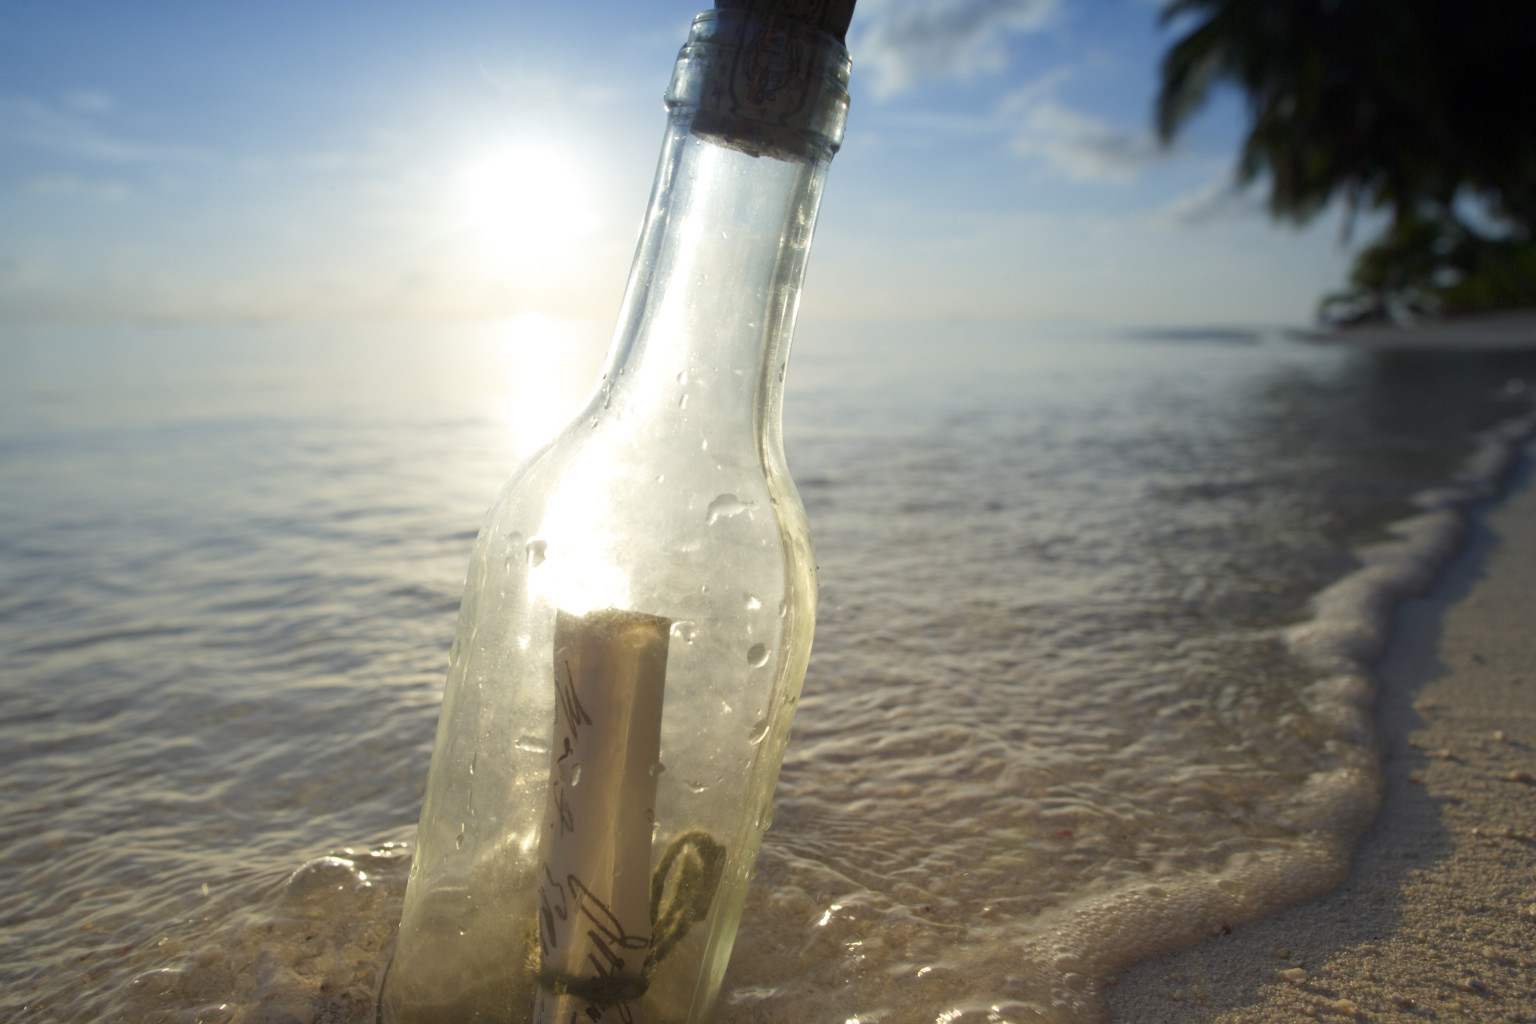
380;10;848;1023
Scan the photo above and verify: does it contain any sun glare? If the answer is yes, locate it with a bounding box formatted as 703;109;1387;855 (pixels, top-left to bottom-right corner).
456;143;599;271
493;312;608;458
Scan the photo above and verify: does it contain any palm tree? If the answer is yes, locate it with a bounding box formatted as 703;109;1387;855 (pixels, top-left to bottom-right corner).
1156;0;1536;319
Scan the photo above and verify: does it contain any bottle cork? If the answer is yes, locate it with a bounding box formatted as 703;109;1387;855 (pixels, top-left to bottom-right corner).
714;0;856;42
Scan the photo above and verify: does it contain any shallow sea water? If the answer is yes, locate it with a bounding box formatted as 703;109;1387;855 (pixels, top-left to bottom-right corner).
1;319;1532;1024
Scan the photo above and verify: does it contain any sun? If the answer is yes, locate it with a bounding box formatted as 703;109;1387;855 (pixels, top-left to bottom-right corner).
456;142;599;270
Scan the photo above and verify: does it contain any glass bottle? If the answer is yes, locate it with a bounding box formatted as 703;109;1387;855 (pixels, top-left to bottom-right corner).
378;6;851;1023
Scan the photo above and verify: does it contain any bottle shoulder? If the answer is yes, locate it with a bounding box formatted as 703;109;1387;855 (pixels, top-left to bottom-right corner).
493;413;800;519
476;417;805;578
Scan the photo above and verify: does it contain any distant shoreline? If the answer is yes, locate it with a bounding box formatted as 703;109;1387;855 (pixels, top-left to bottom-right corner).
1296;308;1536;352
1105;432;1536;1023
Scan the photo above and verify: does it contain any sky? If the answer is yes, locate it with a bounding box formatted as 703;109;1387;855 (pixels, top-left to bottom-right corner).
0;0;1367;328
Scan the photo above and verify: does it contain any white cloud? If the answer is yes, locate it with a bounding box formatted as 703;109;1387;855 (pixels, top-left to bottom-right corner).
0;96;207;164
853;0;1061;98
1007;96;1161;182
997;65;1074;113
63;90;117;116
1149;177;1268;227
1;94;401;185
24;174;130;200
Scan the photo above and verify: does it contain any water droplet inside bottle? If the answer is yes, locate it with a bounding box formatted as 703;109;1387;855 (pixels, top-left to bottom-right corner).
678;394;688;409
758;805;774;830
745;594;761;610
515;735;550;754
688;780;708;794
569;763;582;787
778;600;787;617
649;761;666;777
748;717;769;745
747;643;769;667
706;494;757;525
455;824;466;850
670;621;697;644
526;539;547;567
676;370;688;385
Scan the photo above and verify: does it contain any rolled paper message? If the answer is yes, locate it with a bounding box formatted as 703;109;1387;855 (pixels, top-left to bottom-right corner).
534;608;671;1024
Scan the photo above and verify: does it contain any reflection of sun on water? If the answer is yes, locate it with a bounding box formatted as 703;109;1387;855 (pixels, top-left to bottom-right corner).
457;143;599;271
464;145;620;612
492;311;628;615
493;312;608;460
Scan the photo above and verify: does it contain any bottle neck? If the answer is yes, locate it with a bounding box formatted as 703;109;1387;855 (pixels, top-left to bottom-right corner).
594;10;849;453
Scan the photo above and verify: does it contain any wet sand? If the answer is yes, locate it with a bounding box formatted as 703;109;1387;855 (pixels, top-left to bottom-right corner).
1106;435;1536;1022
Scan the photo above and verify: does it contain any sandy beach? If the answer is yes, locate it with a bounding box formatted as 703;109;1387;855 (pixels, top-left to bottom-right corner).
1107;427;1536;1022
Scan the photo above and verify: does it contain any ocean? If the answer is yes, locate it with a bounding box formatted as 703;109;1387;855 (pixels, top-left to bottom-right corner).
1;319;1532;1023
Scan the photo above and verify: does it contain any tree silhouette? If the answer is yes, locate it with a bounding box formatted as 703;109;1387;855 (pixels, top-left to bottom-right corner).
1156;0;1536;322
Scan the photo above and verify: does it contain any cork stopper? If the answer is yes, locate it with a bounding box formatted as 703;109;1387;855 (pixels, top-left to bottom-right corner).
668;6;852;161
714;0;856;42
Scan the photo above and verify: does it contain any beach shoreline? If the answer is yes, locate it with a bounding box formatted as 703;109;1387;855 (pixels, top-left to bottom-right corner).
5;322;1532;1023
1298;308;1536;353
1105;434;1536;1022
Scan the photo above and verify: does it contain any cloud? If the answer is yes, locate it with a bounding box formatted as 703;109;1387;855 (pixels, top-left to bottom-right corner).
998;64;1074;113
1006;95;1161;182
24;174;130;200
1;93;394;186
63;90;117;116
0;95;207;164
853;0;1060;98
1150;177;1268;226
